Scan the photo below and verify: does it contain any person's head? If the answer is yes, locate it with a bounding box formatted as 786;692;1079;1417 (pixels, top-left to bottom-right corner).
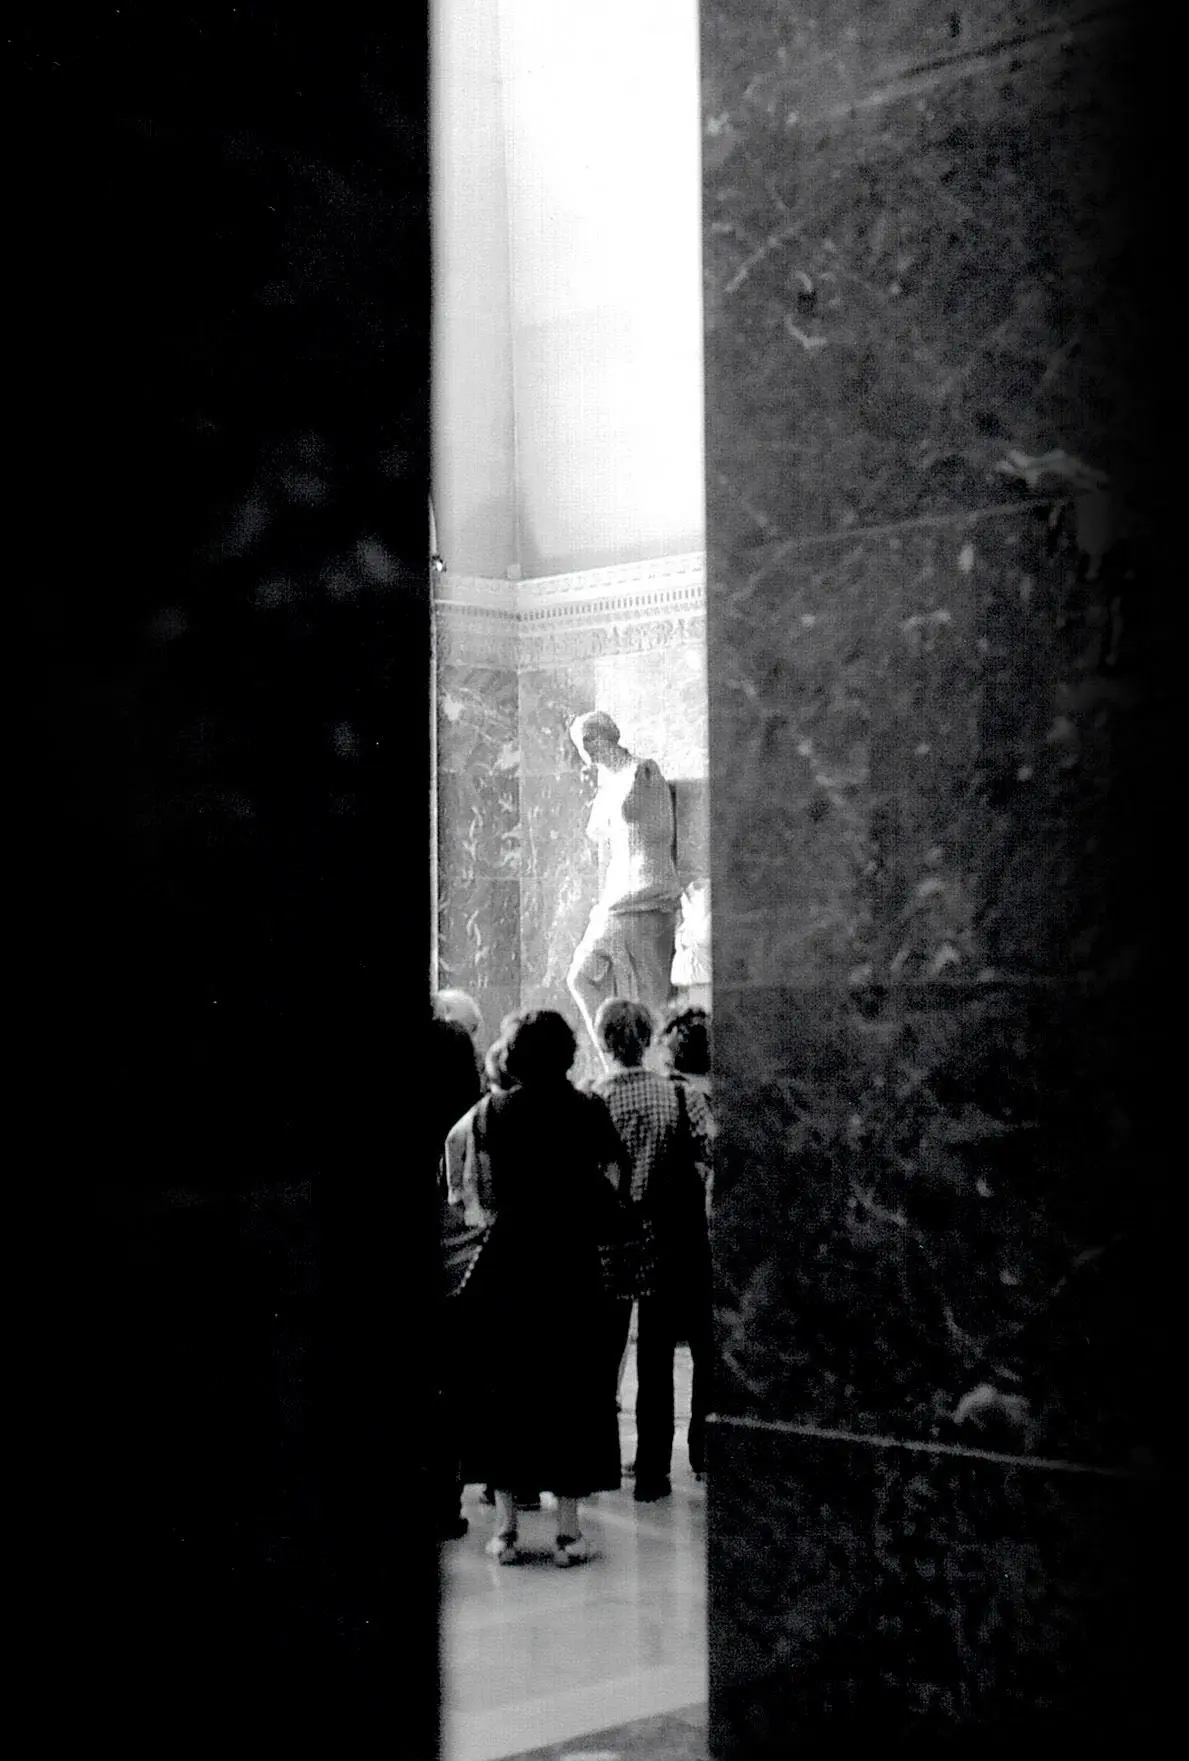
659;1005;711;1079
500;1010;578;1086
431;1013;478;1069
568;709;622;772
595;997;654;1069
483;1012;525;1092
433;988;484;1047
484;1040;510;1091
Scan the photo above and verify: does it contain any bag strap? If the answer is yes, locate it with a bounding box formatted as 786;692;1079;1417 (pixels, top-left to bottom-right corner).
673;1076;688;1141
644;1078;691;1215
669;1077;692;1176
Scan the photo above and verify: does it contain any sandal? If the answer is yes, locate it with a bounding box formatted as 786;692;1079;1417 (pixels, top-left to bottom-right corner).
553;1534;592;1568
485;1530;521;1565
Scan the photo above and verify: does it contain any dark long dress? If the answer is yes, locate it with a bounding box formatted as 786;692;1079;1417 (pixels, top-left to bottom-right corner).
451;1079;628;1497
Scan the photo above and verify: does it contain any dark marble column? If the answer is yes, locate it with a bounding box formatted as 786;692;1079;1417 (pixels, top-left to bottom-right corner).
702;1;1174;1745
18;8;438;1745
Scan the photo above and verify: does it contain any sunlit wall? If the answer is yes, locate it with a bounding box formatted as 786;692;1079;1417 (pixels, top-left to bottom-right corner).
431;0;705;579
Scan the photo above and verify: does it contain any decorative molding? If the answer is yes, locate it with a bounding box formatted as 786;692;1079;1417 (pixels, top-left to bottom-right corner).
519;611;707;669
434;553;707;667
434;552;706;615
517;551;705;612
433;573;518;611
432;575;518;667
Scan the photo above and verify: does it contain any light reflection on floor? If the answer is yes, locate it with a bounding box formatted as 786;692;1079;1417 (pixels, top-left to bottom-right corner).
441;1343;707;1761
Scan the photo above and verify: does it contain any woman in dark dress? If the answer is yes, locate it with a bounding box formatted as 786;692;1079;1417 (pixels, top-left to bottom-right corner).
445;1009;631;1566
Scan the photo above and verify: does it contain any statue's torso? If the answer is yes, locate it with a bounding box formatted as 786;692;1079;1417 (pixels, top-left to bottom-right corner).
588;758;680;913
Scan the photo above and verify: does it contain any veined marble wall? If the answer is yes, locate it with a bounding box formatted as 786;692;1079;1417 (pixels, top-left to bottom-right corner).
703;0;1170;1745
434;595;521;1043
435;555;709;1071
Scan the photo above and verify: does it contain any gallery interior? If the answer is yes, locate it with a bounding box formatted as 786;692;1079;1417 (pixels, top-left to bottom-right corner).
432;10;711;1752
19;2;1173;1755
432;2;1173;1756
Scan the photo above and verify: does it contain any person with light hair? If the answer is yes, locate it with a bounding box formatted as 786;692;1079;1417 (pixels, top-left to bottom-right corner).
433;987;484;1054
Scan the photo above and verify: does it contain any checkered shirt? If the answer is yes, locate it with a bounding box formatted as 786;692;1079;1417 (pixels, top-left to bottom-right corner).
593;1068;713;1207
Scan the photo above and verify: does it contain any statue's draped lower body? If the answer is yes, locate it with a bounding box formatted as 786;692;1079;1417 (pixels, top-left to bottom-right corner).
567;902;678;1053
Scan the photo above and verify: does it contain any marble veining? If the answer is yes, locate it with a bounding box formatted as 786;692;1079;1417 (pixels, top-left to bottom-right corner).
519;665;600;778
702;0;1162;1742
708;978;1165;1471
711;504;1150;988
434;663;522;1022
518;808;598;1020
703;9;1141;545
436;665;520;777
708;1423;1168;1741
437;878;521;1003
702;2;1114;136
436;772;522;883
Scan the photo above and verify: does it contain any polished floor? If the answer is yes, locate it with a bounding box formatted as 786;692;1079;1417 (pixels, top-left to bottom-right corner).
441;1340;708;1761
495;1706;710;1760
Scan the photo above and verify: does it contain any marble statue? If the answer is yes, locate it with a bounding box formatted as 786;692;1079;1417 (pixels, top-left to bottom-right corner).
566;710;682;1057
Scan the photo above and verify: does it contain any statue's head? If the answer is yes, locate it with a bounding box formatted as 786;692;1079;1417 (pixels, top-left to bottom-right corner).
568;709;621;769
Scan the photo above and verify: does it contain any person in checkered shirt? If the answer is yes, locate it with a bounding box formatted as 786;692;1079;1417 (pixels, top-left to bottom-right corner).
593;998;713;1501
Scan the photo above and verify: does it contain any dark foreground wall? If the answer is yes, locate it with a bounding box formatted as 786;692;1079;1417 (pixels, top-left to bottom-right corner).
701;1;1177;1745
17;8;438;1745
